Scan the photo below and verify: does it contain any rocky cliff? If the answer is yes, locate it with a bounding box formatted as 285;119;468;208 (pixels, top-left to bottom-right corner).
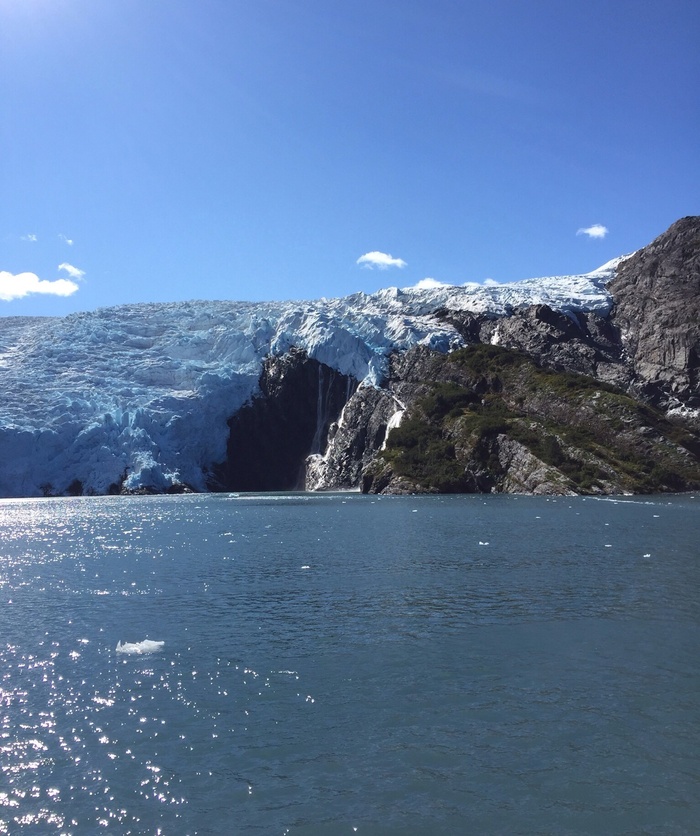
211;348;355;492
309;217;700;495
608;216;700;410
355;344;700;495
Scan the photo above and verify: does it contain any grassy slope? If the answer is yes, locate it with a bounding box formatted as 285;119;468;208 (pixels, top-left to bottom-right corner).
375;345;700;494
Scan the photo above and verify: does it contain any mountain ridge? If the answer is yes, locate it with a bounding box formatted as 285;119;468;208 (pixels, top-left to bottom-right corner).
0;217;698;497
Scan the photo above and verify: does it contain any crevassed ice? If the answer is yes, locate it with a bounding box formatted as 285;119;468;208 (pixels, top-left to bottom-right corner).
0;261;621;496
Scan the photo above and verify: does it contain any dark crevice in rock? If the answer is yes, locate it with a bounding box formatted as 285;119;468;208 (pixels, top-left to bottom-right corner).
211;348;357;492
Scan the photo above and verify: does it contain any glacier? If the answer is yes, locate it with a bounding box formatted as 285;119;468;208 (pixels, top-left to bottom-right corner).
0;260;622;497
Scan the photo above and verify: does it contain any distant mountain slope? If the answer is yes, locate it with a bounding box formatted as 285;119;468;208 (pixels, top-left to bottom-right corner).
0;217;698;497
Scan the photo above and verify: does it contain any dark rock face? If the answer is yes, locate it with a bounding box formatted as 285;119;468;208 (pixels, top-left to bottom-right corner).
609;216;700;409
484;308;627;385
211;348;356;491
438;305;628;388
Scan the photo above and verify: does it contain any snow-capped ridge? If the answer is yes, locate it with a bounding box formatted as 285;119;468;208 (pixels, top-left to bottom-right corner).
583;253;635;280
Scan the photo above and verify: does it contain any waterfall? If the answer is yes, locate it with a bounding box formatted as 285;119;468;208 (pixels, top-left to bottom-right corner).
310;364;335;455
381;395;406;450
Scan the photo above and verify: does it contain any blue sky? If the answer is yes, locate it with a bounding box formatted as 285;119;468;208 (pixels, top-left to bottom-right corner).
1;0;698;316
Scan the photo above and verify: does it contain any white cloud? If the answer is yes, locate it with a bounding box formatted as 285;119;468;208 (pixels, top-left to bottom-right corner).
456;278;501;290
577;224;608;239
58;262;86;280
414;277;448;289
356;251;407;269
0;270;79;302
58;233;74;246
21;234;38;242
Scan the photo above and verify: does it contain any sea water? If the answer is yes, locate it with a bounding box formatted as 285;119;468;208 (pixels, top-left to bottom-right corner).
0;492;698;835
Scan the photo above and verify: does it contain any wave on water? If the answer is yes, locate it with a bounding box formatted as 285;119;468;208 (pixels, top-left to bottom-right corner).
228;491;360;502
589;496;667;506
115;639;165;655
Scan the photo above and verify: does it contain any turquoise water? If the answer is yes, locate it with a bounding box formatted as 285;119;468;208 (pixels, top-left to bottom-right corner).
0;492;698;834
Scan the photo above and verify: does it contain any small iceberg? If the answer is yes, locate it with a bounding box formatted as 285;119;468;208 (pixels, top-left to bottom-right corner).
116;639;165;655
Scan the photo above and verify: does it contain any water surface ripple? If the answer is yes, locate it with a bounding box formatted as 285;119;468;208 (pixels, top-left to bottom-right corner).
0;493;698;834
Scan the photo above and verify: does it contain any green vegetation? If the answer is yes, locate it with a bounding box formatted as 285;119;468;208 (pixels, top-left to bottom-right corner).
448;343;529;374
382;415;467;492
379;344;700;494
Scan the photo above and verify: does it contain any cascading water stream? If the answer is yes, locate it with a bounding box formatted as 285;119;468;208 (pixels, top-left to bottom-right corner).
310;364;338;455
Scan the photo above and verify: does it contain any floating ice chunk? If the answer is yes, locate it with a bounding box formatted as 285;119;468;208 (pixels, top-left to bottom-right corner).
116;639;165;655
